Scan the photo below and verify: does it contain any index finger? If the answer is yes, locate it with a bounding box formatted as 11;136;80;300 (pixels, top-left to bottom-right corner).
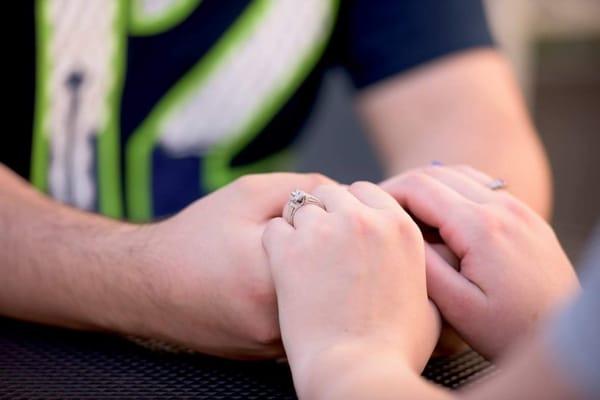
381;172;477;258
233;173;336;219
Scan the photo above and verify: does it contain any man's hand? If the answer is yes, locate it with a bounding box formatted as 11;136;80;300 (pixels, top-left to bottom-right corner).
137;173;333;359
0;165;331;360
382;165;579;359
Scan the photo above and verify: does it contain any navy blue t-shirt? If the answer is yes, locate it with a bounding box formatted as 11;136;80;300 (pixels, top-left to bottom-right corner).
4;0;493;221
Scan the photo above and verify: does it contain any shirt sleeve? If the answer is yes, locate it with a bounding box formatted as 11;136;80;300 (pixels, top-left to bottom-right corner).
546;263;600;399
335;0;495;89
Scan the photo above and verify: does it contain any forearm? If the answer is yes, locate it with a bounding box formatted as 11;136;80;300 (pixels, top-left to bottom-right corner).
358;50;552;218
383;119;550;219
316;361;449;400
319;345;577;400
296;345;451;400
0;164;158;335
298;337;580;400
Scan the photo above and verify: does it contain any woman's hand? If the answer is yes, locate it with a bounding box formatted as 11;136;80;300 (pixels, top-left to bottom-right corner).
262;182;440;397
382;165;580;359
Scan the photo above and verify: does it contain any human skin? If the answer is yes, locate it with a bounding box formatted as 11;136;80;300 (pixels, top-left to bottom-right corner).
359;49;553;354
0;164;331;359
262;182;441;398
358;49;551;219
381;165;580;359
264;168;581;399
0;49;551;360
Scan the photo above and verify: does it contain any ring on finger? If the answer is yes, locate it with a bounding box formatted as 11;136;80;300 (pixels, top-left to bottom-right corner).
284;190;326;227
487;178;507;191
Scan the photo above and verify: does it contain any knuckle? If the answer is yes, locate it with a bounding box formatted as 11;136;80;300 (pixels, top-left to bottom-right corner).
344;209;369;228
400;215;423;240
246;310;280;345
312;219;336;239
476;206;498;229
343;210;380;236
393;215;423;246
496;193;535;222
471;205;510;238
385;208;414;229
384;208;407;225
236;281;279;345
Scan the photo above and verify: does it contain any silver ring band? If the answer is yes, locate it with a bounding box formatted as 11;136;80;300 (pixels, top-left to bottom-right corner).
284;190;326;227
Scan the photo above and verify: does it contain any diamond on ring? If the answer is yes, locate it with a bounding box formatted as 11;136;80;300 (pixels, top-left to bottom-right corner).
284;190;326;227
488;178;507;191
290;190;307;205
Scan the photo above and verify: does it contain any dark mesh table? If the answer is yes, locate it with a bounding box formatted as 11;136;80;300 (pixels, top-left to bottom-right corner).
0;318;495;399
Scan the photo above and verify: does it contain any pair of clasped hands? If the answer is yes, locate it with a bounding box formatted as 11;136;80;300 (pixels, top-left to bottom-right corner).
149;165;578;393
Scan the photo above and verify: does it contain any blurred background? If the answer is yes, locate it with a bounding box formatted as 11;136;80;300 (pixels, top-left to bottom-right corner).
297;0;600;267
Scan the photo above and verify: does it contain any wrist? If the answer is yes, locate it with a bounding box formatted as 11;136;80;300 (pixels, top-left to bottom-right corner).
294;341;417;399
89;222;168;338
290;304;441;396
106;220;210;350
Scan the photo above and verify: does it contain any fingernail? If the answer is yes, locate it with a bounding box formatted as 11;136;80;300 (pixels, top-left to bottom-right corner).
431;160;444;166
